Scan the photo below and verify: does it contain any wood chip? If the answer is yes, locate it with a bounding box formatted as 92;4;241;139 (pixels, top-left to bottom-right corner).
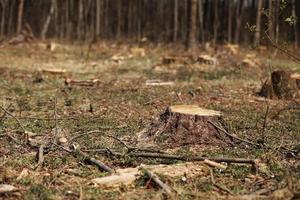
204;159;227;170
0;184;18;194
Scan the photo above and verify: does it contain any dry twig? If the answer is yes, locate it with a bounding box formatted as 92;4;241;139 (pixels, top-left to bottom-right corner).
208;121;257;147
140;166;174;196
0;105;26;132
72;145;114;173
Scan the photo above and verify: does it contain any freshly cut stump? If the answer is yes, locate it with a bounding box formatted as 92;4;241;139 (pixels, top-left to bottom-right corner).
138;105;230;148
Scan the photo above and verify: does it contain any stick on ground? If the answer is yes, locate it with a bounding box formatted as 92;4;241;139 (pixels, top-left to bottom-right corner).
72;146;114;174
140;167;174;196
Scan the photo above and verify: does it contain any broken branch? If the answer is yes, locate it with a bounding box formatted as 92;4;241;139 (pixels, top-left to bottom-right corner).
140;166;174;195
72;145;114;174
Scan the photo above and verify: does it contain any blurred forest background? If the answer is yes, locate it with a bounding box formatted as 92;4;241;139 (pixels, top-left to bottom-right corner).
0;0;299;49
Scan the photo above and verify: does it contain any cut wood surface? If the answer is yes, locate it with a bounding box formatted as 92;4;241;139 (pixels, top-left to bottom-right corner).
169;105;221;116
92;162;207;187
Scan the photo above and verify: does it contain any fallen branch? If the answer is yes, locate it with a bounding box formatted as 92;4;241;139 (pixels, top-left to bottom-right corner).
140;166;174;196
127;152;256;165
210;169;233;195
72;145;114;174
0;103;12;122
0;105;26;132
87;148;256;165
208;121;257;147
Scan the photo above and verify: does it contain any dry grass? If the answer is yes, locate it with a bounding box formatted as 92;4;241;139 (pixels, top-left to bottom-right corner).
0;41;299;199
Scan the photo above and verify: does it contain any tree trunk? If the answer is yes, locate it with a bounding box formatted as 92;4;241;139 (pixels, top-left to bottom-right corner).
7;0;15;36
254;0;263;46
213;0;219;47
0;0;7;38
268;0;275;42
117;0;122;39
292;0;298;50
77;0;83;40
273;0;280;56
234;0;244;44
186;0;198;51
41;0;56;40
198;0;204;44
95;0;101;39
228;0;232;43
16;0;24;34
173;0;178;42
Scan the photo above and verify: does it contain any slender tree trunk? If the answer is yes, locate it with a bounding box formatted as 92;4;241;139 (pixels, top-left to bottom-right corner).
173;0;178;42
186;0;198;51
292;0;298;49
254;0;263;46
273;0;280;56
41;0;56;40
0;0;7;38
268;0;275;41
228;0;232;43
77;0;83;40
117;0;122;38
16;0;24;34
137;0;142;40
95;0;101;39
234;0;244;44
275;0;280;44
7;0;15;36
104;0;109;38
213;0;219;47
198;0;204;44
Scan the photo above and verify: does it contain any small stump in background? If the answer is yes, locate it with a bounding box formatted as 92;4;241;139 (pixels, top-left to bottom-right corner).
258;70;299;99
138;105;231;148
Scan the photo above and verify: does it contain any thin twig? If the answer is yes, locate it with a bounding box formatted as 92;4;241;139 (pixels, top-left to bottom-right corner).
208;121;257;147
0;103;12;122
35;144;45;170
0;105;26;132
69;129;165;154
261;102;270;142
72;145;114;173
53;97;58;142
127;152;256;164
210;169;233;195
265;32;300;64
140;167;175;196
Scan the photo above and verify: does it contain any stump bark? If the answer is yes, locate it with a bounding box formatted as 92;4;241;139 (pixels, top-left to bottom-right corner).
138;105;230;147
258;70;299;99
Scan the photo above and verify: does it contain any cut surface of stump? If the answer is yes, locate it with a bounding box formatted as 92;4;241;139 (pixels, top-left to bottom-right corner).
138;105;231;148
258;70;299;99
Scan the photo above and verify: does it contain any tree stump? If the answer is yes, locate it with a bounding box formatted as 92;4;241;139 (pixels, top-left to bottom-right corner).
258;70;299;99
138;105;231;148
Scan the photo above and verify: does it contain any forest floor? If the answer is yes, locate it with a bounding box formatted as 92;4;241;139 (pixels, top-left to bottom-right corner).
0;41;299;200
